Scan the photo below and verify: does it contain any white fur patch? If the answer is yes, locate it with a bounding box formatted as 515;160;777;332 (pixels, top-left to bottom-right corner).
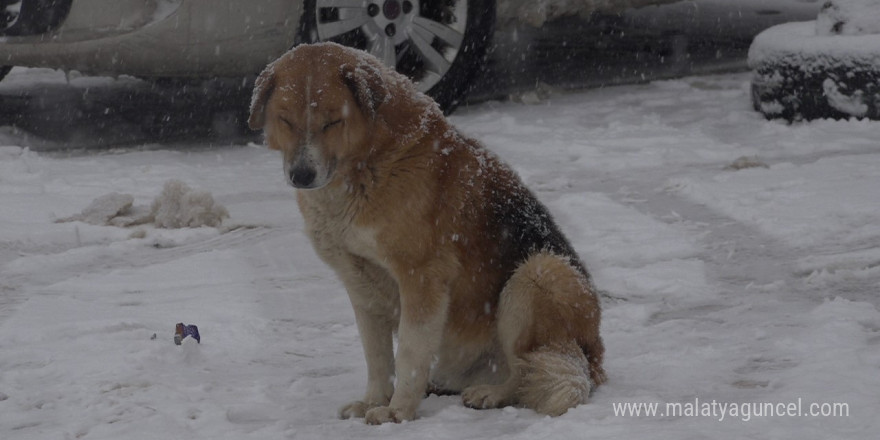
518;343;592;416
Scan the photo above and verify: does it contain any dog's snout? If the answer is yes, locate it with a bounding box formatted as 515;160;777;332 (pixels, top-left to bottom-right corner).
285;146;332;190
290;165;317;188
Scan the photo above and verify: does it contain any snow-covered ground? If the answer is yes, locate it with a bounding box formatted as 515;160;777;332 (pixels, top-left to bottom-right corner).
1;68;878;439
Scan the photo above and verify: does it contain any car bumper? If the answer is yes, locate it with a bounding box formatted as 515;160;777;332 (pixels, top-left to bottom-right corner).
0;0;301;78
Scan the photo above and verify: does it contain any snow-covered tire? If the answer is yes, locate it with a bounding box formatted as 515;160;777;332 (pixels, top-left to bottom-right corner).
298;0;494;113
749;21;880;121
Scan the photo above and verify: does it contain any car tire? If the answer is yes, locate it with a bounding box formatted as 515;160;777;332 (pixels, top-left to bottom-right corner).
0;66;10;82
298;0;495;114
0;0;72;36
749;21;880;121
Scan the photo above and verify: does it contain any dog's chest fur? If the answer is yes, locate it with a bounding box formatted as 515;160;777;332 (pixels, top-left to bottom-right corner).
296;188;382;266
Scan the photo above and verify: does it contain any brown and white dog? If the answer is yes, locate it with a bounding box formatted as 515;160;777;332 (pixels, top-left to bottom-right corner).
248;43;605;424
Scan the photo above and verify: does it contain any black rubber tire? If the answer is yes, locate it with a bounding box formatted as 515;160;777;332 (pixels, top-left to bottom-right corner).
298;0;494;114
751;60;880;122
749;22;880;122
0;0;72;36
0;66;10;82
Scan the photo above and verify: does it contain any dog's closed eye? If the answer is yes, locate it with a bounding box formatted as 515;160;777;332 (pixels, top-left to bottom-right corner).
323;119;343;132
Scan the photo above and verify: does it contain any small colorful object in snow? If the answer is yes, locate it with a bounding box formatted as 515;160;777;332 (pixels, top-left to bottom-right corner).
174;323;200;345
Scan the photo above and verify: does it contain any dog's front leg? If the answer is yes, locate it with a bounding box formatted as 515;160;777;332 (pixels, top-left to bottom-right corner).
334;257;398;419
364;274;450;424
339;304;396;419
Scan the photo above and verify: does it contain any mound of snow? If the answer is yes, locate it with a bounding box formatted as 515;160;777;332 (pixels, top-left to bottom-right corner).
750;0;880;69
151;179;228;228
816;0;880;36
748;21;880;71
55;192;149;227
56;179;228;228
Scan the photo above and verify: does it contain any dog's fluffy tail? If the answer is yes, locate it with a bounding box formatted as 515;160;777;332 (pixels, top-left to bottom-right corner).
517;341;593;416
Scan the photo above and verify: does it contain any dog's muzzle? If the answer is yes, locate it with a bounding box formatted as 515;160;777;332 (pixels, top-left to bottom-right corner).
285;146;335;190
289;164;318;188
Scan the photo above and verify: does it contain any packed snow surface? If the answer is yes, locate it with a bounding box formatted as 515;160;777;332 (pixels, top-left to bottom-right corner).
1;70;878;439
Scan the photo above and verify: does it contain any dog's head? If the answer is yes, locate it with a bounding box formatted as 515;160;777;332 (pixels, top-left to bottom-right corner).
248;43;391;189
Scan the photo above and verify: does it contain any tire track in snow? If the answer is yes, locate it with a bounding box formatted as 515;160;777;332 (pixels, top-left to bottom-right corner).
587;165;808;301
585;163;880;307
0;225;294;323
128;226;293;267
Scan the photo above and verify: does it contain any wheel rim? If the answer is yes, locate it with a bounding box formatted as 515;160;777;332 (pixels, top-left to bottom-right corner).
314;0;468;92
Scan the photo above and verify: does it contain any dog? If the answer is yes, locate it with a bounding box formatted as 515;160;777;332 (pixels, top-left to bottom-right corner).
248;42;606;424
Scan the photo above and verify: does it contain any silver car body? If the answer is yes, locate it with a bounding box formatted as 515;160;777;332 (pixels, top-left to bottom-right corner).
0;0;302;77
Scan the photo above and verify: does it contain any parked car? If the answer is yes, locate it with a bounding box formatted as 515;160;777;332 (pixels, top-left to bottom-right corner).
0;0;693;111
0;0;816;112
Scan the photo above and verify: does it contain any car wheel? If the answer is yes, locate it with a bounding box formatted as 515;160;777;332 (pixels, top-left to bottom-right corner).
749;21;880;121
299;0;495;113
0;0;72;36
0;66;10;82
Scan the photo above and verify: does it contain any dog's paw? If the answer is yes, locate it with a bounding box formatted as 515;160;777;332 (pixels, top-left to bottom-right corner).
339;400;375;419
364;406;413;424
462;384;515;410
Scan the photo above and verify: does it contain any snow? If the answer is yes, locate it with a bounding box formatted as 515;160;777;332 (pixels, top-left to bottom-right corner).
749;21;880;72
1;69;879;439
822;77;869;117
149;180;229;229
816;0;880;36
55;192;140;226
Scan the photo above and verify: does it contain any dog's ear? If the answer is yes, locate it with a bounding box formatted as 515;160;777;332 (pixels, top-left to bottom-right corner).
341;61;388;119
248;64;276;130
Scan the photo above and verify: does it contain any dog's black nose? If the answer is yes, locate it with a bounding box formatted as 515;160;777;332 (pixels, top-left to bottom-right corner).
290;166;317;188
